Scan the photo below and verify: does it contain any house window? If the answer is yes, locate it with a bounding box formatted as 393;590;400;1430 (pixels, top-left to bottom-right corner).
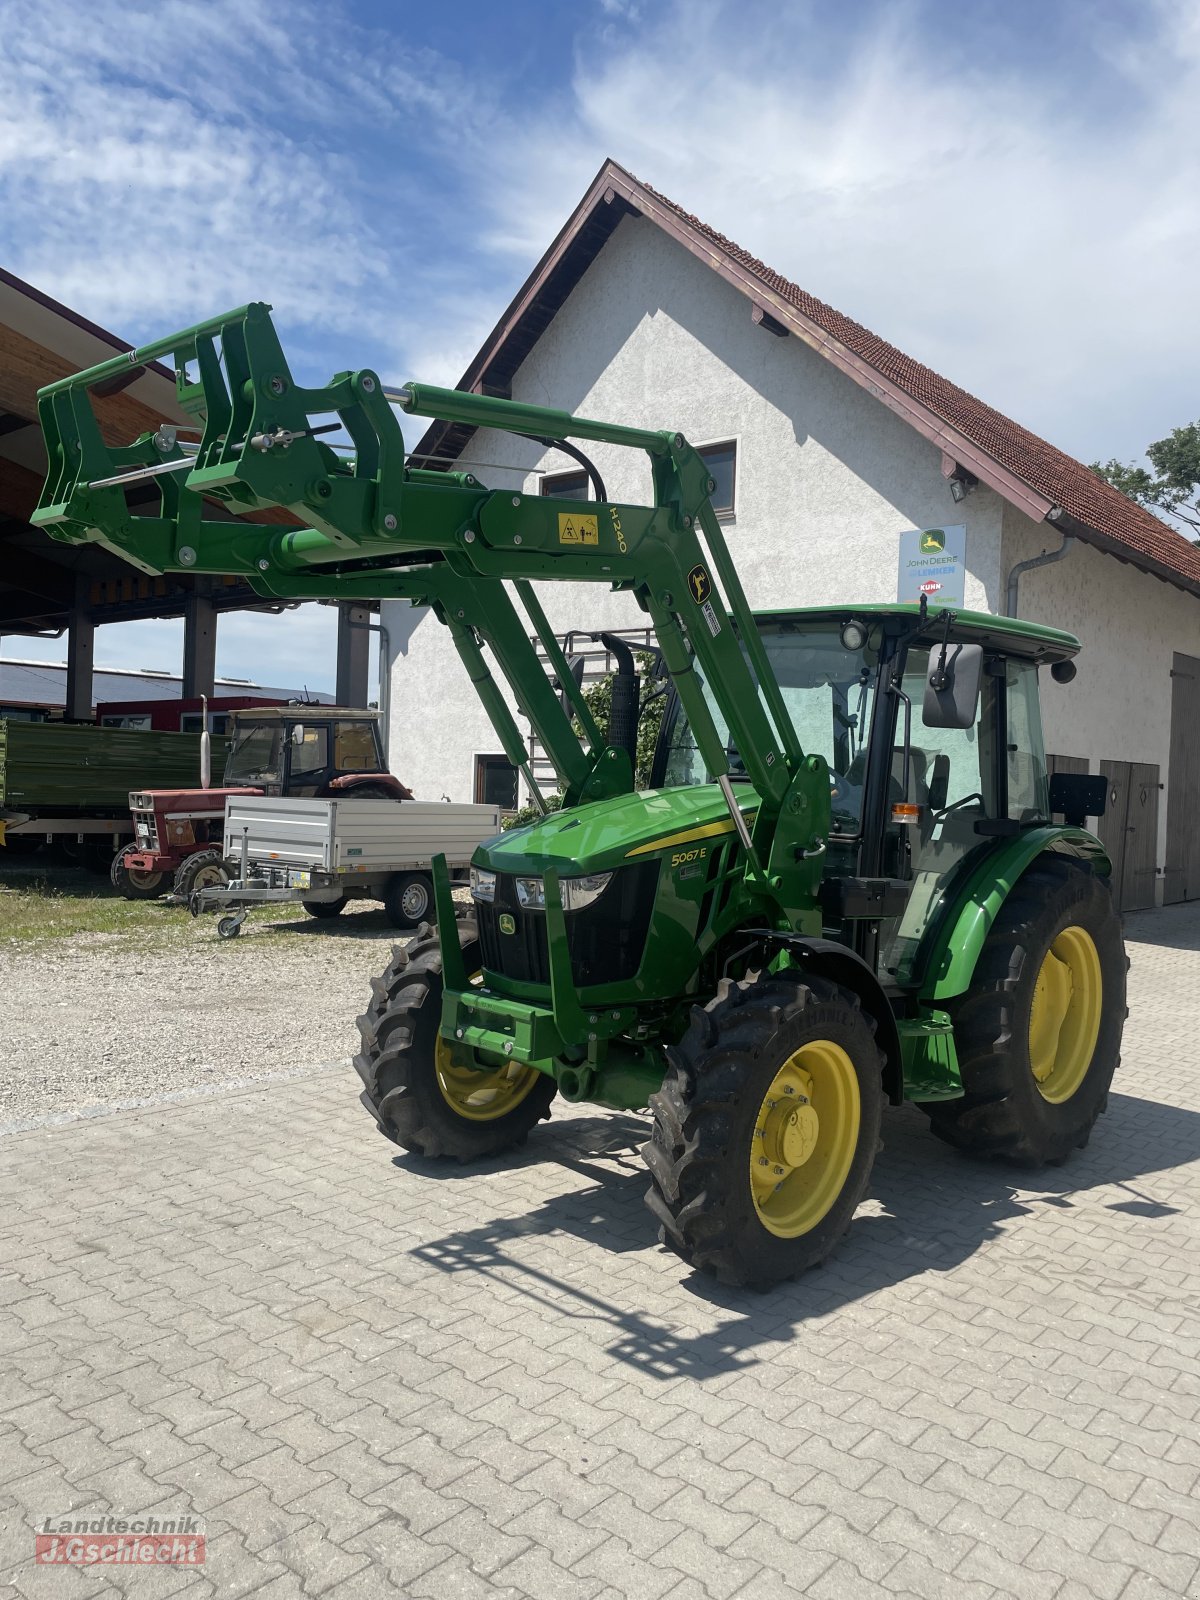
541;469;590;500
698;441;737;521
475;754;519;810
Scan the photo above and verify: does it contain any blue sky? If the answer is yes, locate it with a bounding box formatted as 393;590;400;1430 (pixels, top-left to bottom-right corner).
2;0;1196;689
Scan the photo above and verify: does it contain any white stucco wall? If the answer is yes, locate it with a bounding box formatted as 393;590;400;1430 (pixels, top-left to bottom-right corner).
387;213;1005;802
1002;503;1200;896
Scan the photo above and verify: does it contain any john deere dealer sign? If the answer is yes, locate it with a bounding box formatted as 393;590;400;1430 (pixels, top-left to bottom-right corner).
897;525;966;607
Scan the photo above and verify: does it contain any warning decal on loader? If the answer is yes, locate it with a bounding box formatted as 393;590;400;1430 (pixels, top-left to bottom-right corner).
558;513;598;546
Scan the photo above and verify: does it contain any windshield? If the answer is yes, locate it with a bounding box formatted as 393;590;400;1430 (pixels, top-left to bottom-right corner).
225;723;282;786
659;620;880;834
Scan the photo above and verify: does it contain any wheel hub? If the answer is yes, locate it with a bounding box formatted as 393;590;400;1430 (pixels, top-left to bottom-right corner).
749;1042;861;1238
1028;924;1102;1104
760;1073;820;1170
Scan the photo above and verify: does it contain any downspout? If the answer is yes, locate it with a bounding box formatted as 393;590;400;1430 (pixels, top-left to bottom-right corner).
1005;512;1076;617
348;616;391;763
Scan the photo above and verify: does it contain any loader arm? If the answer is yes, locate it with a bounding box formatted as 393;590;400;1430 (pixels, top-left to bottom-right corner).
33;301;830;912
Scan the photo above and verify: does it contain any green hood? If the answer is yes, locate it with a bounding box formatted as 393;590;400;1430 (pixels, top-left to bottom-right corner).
477;783;759;876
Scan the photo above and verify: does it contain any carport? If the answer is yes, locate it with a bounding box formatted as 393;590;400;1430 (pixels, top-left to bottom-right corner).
0;269;374;713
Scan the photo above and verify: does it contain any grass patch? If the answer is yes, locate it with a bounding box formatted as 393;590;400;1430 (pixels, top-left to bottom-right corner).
0;864;181;943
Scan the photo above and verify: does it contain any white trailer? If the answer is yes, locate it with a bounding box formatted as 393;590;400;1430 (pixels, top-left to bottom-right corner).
193;795;501;938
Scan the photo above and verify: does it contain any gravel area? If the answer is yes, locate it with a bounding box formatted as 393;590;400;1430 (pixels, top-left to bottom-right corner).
0;898;409;1131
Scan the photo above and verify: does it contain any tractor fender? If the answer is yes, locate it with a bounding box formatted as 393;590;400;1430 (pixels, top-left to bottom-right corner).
764;934;904;1105
920;825;1111;1004
327;772;414;799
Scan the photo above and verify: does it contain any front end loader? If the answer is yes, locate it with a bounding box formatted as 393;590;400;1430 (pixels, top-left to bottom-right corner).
33;303;1125;1287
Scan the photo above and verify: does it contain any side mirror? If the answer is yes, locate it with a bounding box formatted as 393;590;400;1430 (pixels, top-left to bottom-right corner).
292;724;307;746
922;642;982;729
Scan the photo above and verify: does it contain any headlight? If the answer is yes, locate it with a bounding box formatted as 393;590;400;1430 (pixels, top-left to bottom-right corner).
513;872;613;912
561;872;612;912
469;867;496;902
514;876;545;910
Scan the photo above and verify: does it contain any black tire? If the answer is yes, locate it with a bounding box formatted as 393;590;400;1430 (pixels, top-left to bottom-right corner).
383;871;433;930
110;843;167;900
927;859;1126;1167
303;895;347;919
342;783;400;800
354;922;556;1160
173;849;230;899
644;971;885;1289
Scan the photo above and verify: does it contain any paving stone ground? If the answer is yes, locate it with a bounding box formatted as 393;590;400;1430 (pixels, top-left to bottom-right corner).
2;904;1199;1599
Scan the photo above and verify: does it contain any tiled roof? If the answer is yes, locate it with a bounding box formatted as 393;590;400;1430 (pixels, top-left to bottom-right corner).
639;177;1200;591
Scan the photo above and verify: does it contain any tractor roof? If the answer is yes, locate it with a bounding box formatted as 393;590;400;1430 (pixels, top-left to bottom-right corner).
229;705;380;724
754;604;1080;664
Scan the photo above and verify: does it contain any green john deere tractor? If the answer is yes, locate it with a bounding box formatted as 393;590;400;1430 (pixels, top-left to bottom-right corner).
33;303;1124;1288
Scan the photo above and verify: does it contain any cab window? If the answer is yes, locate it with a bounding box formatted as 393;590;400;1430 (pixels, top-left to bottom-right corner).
334;721;379;772
290;727;328;776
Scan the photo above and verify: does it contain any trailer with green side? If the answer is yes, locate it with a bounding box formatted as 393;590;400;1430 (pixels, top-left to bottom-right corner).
31;302;1124;1288
0;718;228;871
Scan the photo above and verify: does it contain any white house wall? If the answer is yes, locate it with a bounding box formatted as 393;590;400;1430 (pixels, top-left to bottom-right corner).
388;213;1020;800
1002;502;1200;896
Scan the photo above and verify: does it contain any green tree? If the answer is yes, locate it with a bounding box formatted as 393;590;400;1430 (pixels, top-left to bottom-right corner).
502;651;666;830
1091;421;1200;539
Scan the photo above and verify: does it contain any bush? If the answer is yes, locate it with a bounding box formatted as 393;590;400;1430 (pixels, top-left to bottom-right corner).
501;652;665;830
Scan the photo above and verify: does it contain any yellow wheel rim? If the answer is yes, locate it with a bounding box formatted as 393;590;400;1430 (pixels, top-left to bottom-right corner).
748;1040;861;1238
434;1033;542;1122
1028;924;1102;1104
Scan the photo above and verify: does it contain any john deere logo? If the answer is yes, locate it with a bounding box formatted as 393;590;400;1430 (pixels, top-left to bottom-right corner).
498;913;516;935
687;565;712;604
920;529;946;554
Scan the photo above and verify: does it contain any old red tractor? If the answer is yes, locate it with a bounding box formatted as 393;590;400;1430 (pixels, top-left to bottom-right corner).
112;705;409;899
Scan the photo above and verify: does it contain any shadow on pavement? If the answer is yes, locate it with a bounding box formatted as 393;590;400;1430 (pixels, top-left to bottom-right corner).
404;1091;1200;1381
1122;903;1200;951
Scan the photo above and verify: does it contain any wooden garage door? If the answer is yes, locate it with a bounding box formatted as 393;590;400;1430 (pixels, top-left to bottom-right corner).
1098;760;1160;913
1164;652;1200;904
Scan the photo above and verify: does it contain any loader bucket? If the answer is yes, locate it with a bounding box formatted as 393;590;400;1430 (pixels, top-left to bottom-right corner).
32;302;407;572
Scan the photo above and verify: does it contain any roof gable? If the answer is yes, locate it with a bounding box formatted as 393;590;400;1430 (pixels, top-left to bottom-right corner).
414;159;1200;600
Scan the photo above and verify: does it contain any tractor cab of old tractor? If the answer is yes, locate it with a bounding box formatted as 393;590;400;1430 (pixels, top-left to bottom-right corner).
222;706;404;800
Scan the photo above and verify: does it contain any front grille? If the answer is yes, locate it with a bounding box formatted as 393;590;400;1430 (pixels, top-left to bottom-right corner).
477;861;659;991
133;812;159;851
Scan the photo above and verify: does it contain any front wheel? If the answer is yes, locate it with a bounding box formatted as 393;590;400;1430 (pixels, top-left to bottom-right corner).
927;859;1126;1166
110;843;167;900
173;848;230;899
644;972;884;1289
354;923;556;1160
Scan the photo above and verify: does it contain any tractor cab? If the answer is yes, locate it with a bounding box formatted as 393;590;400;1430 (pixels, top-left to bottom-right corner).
651;604;1100;990
223;706;401;799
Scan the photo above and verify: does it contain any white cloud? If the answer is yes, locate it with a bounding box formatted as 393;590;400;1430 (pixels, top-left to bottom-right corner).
467;0;1200;467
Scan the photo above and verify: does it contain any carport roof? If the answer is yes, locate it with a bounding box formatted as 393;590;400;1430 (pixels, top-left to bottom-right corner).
0;267;299;633
412;159;1200;601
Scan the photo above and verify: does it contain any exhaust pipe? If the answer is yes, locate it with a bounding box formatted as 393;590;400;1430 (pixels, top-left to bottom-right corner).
595;633;640;768
200;693;211;789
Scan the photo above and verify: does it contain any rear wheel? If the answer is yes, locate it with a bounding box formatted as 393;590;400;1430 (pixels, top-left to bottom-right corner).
173;849;230;899
927;860;1126;1166
383;871;433;930
644;972;884;1289
110;843;167;900
303;896;347;920
355;923;556;1160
